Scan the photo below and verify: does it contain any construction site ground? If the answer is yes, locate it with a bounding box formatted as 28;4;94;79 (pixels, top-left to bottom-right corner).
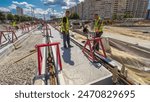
61;25;150;85
104;27;150;84
49;25;112;85
0;23;149;85
105;26;150;42
0;28;43;85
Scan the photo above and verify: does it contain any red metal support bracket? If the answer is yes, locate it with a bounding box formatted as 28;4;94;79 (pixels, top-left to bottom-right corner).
0;32;7;45
35;42;62;75
82;37;107;62
43;23;52;37
0;31;18;45
21;24;30;33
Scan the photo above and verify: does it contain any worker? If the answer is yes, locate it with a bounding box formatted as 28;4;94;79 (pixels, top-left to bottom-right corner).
93;14;103;51
12;21;16;27
12;20;19;30
61;11;73;48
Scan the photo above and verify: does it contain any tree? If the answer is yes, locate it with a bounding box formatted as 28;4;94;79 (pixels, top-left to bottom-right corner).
14;15;20;22
0;12;6;22
7;13;14;21
27;16;32;21
20;16;27;22
70;12;80;19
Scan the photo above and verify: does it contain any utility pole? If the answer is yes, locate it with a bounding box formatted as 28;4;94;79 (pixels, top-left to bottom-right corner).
30;7;34;21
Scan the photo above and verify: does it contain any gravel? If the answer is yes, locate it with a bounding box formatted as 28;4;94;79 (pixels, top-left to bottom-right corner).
0;30;42;85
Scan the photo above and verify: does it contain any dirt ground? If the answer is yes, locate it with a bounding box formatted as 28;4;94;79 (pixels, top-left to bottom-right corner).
104;26;150;41
110;47;150;85
71;29;150;85
0;30;42;85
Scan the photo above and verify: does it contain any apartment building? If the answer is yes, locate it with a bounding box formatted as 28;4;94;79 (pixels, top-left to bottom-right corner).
112;0;127;15
16;6;23;16
77;2;84;19
146;9;150;19
94;0;113;19
69;6;77;14
113;0;149;18
68;0;149;19
126;0;149;18
82;0;91;19
82;0;113;19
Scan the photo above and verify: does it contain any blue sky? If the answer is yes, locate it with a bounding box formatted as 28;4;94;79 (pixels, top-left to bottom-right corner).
0;0;84;19
0;0;150;19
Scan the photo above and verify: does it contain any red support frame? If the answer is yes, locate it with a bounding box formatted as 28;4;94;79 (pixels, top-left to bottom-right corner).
21;24;30;33
35;42;62;75
82;37;107;62
42;23;52;36
0;32;7;45
0;31;18;45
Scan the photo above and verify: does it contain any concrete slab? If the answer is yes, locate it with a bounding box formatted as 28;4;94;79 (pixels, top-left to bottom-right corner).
103;32;150;49
49;25;112;85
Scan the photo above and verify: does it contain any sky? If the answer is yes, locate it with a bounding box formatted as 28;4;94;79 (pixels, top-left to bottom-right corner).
0;0;149;19
0;0;84;19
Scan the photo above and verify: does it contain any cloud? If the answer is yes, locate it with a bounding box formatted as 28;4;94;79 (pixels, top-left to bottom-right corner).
79;0;84;2
12;1;35;8
42;0;81;6
66;0;77;7
61;0;78;10
41;0;81;16
62;6;69;10
9;4;17;10
42;0;67;6
0;7;10;12
23;7;63;19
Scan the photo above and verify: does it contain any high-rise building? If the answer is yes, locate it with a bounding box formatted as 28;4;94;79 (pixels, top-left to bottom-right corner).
126;0;149;18
68;0;149;19
146;9;150;19
77;2;84;19
82;0;91;19
16;6;23;16
94;0;113;19
112;0;127;15
82;0;113;19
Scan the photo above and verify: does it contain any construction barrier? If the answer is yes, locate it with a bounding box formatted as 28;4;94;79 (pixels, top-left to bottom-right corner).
21;24;30;33
42;23;52;37
0;31;18;45
4;26;16;32
35;42;62;75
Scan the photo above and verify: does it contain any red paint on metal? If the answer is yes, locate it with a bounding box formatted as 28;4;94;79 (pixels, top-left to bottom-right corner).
0;31;18;45
82;37;107;62
35;42;62;76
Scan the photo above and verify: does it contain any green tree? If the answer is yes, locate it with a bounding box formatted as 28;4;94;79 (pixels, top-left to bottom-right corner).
70;12;80;19
20;16;27;22
27;16;32;21
7;13;14;21
0;12;6;22
14;15;20;22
